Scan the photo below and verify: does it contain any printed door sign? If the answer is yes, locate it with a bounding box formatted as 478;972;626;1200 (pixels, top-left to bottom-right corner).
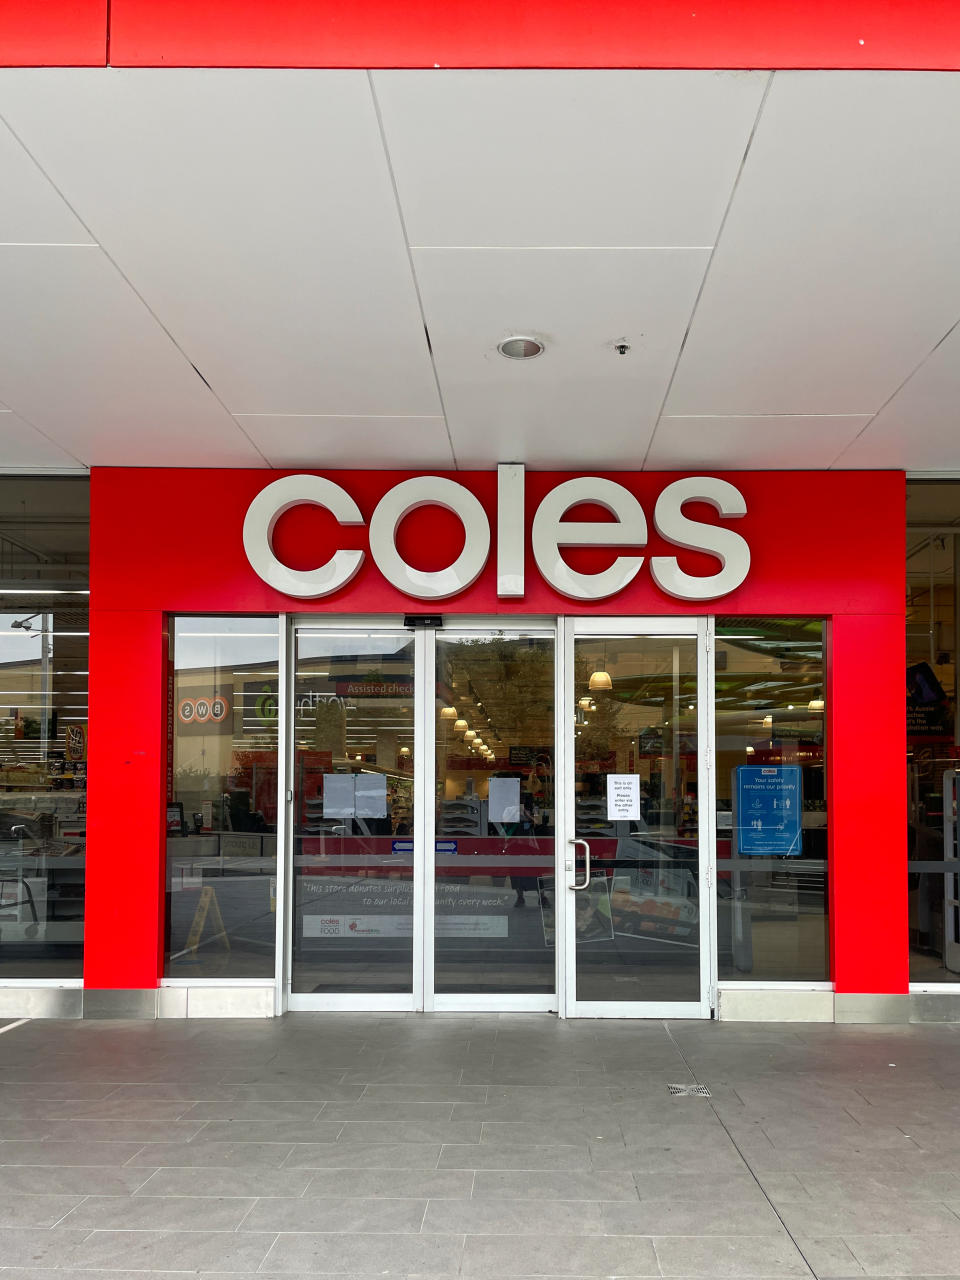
734;765;803;856
607;774;641;821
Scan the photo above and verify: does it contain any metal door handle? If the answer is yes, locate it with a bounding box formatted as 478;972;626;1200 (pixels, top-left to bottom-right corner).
569;838;591;890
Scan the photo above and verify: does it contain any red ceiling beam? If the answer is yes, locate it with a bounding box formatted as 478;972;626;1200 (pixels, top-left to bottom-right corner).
0;1;107;66
4;1;960;69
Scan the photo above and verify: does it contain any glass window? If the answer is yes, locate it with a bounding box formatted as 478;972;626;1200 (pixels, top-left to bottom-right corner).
906;483;960;983
715;619;828;982
0;477;89;979
291;628;415;995
435;630;555;996
165;617;279;978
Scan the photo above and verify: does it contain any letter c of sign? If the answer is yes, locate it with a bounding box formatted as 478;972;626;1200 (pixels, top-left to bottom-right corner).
242;475;365;598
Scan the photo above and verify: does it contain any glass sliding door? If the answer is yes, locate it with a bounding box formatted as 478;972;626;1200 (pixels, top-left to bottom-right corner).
433;628;556;1005
289;625;417;1007
562;619;713;1018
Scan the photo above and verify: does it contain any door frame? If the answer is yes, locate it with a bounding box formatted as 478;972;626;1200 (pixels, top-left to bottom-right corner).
560;616;716;1019
277;614;716;1017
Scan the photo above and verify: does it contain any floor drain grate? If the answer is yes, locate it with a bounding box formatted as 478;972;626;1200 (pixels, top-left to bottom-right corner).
667;1083;711;1097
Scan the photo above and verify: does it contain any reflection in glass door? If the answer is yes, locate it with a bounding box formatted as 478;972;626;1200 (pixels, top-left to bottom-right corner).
563;620;712;1017
289;627;417;1006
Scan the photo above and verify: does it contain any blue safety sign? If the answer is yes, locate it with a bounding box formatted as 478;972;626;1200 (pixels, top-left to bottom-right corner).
734;765;802;856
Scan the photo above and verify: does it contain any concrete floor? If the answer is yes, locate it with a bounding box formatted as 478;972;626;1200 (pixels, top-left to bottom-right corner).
0;1016;958;1277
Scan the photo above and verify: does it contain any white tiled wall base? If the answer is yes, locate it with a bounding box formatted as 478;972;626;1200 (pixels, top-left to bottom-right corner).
718;988;835;1022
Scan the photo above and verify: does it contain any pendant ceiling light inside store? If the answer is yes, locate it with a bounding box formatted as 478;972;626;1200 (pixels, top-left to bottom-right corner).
464;729;477;742
440;705;458;720
589;669;612;691
399;746;410;756
453;719;468;734
497;335;544;360
808;696;825;712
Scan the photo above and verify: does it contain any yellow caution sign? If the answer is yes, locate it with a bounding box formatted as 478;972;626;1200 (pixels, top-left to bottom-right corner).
184;885;230;956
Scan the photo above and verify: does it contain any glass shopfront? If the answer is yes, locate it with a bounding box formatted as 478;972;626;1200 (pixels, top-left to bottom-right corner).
0;478;89;979
162;611;831;1016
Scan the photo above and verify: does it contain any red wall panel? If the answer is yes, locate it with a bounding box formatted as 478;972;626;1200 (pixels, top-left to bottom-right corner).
107;0;960;69
828;612;908;994
91;468;903;619
84;609;167;989
0;0;107;66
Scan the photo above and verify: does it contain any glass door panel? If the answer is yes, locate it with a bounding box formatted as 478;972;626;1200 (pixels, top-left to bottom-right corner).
291;628;415;996
434;630;556;996
567;627;707;1013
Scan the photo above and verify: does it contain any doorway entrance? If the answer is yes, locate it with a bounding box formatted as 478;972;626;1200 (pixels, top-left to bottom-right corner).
283;617;714;1016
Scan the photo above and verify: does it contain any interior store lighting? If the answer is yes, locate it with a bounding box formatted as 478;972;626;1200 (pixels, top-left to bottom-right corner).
440;706;458;720
464;729;477;742
453;719;468;734
808;697;825;712
588;669;613;691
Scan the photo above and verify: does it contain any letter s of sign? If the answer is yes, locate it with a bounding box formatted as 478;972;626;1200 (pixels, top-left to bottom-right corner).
242;475;365;598
649;477;750;601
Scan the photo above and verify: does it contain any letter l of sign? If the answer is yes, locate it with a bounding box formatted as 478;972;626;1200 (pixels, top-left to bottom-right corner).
497;463;525;597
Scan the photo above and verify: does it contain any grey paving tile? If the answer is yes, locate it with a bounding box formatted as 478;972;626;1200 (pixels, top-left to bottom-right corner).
0;1082;117;1100
781;1199;960;1236
44;1098;195;1120
127;1139;295;1167
361;1084;488;1104
190;1119;344;1144
337;1121;482;1144
59;1193;256;1230
133;1166;312;1197
304;1169;474;1198
791;1235;865;1276
0;1164;156;1195
183;1100;327;1121
283;1142;444;1169
481;1120;625;1146
228;1082;366;1102
0;1228;93;1268
472;1170;638;1201
842;1232;960;1276
636;1168;768;1200
590;1142;746;1173
242;1195;427;1233
439;1143;591;1170
0;1139;146;1165
425;1196;603;1235
654;1233;810;1276
461;1231;659;1276
262;1229;464;1274
0;1194;84;1227
603;1199;785;1235
40;1118;206;1143
322;1102;456;1122
69;1227;278;1272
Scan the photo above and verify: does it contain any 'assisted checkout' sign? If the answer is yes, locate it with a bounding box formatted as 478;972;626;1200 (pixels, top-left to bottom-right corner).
734;765;802;856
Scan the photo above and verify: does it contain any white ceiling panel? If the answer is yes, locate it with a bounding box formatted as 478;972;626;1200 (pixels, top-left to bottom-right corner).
666;71;960;417
0;117;94;247
0;246;262;466
414;246;709;467
0;70;440;417
0;408;82;468
834;321;960;470
374;70;768;248
236;415;453;468
646;414;873;470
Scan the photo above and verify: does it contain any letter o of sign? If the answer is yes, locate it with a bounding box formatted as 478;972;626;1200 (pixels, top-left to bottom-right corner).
368;477;491;600
242;474;365;598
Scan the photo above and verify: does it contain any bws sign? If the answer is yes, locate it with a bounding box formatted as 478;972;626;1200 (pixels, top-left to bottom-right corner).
243;465;750;604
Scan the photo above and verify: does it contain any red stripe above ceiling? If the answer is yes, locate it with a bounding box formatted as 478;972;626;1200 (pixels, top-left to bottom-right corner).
0;0;107;66
4;0;960;69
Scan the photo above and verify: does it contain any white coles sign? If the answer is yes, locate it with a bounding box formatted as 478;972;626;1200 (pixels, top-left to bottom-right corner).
243;465;751;603
607;774;641;821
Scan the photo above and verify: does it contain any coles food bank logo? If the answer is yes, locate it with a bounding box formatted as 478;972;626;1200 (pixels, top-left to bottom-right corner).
242;465;750;604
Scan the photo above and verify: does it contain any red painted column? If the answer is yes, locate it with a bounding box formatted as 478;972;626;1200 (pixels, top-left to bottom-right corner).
828;612;908;995
84;608;168;989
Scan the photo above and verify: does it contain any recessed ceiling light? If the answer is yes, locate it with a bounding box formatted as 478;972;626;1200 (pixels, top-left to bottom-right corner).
497;336;544;360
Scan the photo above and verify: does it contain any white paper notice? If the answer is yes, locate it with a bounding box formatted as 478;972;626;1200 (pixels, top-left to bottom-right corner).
355;773;388;819
607;774;641;821
322;774;355;818
488;776;521;823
